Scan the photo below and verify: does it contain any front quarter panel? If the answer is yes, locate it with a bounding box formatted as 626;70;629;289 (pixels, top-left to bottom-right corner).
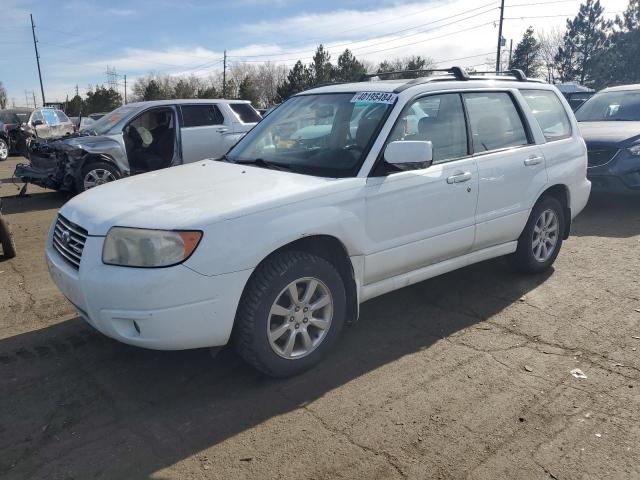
184;178;368;277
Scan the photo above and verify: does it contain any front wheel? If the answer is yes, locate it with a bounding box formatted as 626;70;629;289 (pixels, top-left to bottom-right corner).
0;216;16;259
0;138;8;161
233;251;346;377
77;160;120;192
510;196;565;274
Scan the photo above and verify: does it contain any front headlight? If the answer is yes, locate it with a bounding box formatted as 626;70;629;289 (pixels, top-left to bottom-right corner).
102;227;202;267
628;144;640;156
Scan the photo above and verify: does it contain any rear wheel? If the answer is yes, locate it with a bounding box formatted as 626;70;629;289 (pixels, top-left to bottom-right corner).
0;138;8;161
77;160;120;192
511;196;564;273
233;251;346;377
0;216;16;259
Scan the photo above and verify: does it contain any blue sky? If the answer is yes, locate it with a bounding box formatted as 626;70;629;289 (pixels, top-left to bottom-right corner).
1;0;628;106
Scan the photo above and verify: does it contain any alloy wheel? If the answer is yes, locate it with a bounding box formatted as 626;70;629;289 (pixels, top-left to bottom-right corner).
532;208;559;262
83;169;116;190
267;277;333;359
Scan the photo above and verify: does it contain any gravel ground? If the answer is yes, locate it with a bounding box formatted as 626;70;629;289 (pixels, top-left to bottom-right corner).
1;155;639;480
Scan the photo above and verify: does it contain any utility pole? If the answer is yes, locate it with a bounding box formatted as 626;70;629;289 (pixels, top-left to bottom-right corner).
495;0;505;72
124;74;127;104
32;91;37;108
24;90;29;108
508;39;513;70
222;50;227;98
30;14;46;105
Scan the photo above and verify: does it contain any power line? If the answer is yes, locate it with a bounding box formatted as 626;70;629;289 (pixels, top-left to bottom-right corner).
229;1;498;60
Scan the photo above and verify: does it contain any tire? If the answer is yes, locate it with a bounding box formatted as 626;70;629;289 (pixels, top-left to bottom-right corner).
233;251;347;378
0;138;8;161
0;217;16;259
77;160;120;192
510;195;565;274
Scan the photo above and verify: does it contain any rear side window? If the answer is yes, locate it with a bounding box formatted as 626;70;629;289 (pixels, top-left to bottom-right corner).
463;92;529;153
181;105;224;127
55;110;70;123
229;103;261;123
31;110;44;123
521;90;572;141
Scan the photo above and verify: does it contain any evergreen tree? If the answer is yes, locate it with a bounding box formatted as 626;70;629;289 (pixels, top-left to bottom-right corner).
590;0;640;88
335;49;366;82
555;0;609;84
238;75;260;106
173;79;197;99
66;94;83;116
510;27;542;77
142;80;164;101
310;44;334;86
84;86;122;114
276;61;312;101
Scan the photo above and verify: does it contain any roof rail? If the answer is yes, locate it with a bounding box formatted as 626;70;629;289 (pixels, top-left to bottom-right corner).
361;66;470;83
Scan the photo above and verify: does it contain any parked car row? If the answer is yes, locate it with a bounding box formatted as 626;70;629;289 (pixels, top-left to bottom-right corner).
45;68;592;377
14;99;261;192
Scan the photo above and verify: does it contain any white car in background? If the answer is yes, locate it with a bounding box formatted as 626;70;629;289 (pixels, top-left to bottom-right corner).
46;68;590;377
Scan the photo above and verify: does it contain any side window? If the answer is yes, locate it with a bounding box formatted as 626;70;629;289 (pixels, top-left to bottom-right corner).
388;93;468;164
229;103;262;123
521;89;572;141
463;92;529;153
31;110;44;123
180;105;224;127
55;110;70;123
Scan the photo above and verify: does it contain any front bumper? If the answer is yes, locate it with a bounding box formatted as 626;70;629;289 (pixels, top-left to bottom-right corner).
587;148;640;194
45;223;253;350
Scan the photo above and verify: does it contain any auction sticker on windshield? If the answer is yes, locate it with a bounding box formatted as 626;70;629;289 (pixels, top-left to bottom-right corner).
351;92;398;104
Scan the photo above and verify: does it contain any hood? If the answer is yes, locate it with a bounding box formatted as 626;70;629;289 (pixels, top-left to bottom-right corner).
578;121;640;147
60;160;345;235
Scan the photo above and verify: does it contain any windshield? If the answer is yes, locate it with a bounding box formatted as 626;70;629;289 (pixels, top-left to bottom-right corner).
89;105;138;135
226;93;393;177
576;91;640;121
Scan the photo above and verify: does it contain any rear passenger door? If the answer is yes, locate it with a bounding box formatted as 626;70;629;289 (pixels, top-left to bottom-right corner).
179;104;229;163
463;91;547;250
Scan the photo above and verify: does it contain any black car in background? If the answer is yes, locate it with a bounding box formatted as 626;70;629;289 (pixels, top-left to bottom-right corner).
577;84;640;194
0;110;27;161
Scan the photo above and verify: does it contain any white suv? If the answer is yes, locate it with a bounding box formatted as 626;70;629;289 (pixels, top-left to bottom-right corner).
46;68;590;377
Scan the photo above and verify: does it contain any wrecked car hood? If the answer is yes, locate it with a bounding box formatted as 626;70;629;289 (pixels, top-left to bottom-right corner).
60;160;351;235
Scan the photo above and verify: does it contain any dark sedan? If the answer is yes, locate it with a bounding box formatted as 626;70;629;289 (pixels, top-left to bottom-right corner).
577;85;640;194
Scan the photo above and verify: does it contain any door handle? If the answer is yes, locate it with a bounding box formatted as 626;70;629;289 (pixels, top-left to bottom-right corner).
446;171;472;184
524;155;543;166
216;127;228;133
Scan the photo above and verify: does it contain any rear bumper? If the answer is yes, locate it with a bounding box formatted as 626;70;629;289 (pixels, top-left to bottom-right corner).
45;222;253;350
570;177;591;219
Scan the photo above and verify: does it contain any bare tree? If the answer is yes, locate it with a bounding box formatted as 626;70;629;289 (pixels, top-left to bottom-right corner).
255;62;288;106
538;27;564;82
0;81;7;109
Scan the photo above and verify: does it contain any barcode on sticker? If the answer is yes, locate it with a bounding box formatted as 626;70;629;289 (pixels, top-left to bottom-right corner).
351;92;398;104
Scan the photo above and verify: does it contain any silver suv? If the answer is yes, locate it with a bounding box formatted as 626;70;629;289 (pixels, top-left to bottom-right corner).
16;99;261;192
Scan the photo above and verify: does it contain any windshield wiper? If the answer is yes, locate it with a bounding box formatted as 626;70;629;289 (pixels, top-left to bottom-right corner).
234;158;291;171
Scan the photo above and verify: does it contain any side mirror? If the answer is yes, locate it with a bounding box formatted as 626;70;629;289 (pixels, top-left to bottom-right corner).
384;140;433;166
32;120;44;127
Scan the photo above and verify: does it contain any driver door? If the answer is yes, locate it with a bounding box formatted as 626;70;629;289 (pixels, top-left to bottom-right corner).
363;93;478;285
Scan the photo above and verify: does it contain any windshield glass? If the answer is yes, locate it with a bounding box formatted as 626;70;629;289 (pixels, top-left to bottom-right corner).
576;91;640;121
226;93;393;177
90;105;138;134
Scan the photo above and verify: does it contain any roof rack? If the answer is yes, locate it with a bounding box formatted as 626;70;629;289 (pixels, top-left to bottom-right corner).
361;66;470;83
468;69;534;82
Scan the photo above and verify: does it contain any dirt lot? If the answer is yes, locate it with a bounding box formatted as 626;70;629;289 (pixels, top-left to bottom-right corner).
0;155;639;480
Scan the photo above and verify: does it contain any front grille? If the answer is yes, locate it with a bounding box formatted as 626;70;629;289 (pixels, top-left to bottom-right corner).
587;146;619;168
52;215;88;269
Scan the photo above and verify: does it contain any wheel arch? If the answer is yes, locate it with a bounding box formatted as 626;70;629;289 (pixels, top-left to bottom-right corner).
236;234;360;327
536;184;571;239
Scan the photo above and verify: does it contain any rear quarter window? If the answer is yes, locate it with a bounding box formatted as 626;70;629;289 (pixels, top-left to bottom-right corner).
181;104;224;127
521;89;572;142
229;103;261;123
